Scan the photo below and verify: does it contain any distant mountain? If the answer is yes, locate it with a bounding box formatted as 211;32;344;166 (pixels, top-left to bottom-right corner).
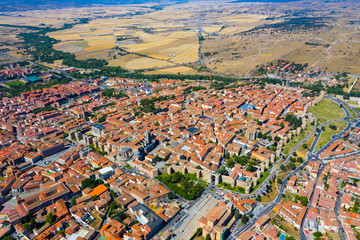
0;0;180;12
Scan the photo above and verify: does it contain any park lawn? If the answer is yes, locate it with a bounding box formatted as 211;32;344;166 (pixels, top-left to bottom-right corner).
282;123;312;156
315;120;348;150
309;98;345;126
296;135;315;159
5;80;25;87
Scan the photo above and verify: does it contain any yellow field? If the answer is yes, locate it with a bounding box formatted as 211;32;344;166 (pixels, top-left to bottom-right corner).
219;14;266;20
107;54;139;67
81;30;113;34
124;57;172;70
122;38;178;52
144;66;198;75
171;44;199;63
203;27;222;33
81;35;113;41
7;52;24;58
114;31;127;36
84;43;116;52
153;28;169;32
48;32;82;41
134;32;163;43
167;31;197;39
87;39;115;46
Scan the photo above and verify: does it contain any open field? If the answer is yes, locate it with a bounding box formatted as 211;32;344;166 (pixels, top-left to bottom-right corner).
309;98;345;126
315;120;348;150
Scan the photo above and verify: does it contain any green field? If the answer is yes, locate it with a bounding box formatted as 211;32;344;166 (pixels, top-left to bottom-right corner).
282;123;313;156
309;98;345;126
315;120;348;150
5;80;25;87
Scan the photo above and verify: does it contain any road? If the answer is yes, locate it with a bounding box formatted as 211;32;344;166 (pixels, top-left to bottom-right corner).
335;188;346;240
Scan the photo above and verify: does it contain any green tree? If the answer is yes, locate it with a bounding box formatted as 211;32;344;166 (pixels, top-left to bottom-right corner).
256;195;262;201
313;231;323;240
22;213;37;231
288;162;296;170
46;212;57;224
81;178;103;189
225;158;235;168
241;214;249;224
206;234;211;240
215;166;228;175
280;165;286;171
1;236;14;240
234;209;240;219
329;125;337;130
